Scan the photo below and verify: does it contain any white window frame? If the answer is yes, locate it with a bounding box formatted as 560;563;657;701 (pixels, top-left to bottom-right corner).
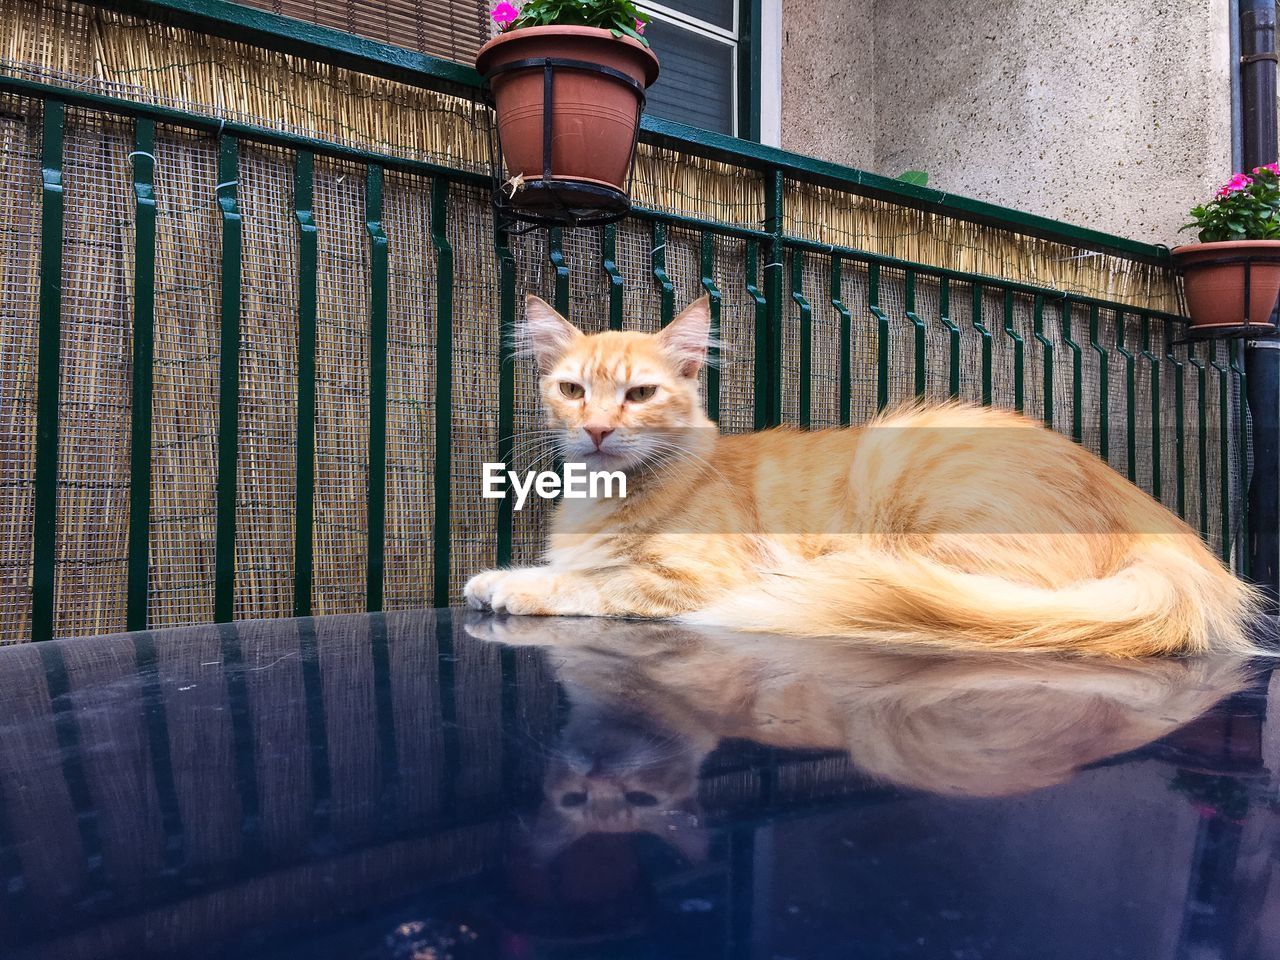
637;0;740;137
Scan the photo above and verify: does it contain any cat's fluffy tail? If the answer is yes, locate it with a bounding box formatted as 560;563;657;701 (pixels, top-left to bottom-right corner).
681;539;1271;657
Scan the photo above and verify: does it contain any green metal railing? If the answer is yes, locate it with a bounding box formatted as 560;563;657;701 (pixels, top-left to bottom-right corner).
0;0;1248;643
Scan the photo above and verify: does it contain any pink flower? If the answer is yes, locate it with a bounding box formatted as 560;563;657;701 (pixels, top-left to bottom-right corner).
635;17;645;33
491;1;519;28
1255;162;1280;176
1216;172;1254;197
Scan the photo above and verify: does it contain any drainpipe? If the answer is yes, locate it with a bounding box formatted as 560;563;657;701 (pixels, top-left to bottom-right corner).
1239;0;1280;609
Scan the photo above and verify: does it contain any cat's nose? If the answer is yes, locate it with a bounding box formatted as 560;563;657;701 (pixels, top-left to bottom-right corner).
585;427;614;449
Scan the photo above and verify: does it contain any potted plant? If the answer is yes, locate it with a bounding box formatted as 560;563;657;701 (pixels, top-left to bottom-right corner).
476;0;659;208
1174;164;1280;331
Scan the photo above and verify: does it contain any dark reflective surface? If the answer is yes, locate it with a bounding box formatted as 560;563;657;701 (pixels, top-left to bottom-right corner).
0;610;1277;959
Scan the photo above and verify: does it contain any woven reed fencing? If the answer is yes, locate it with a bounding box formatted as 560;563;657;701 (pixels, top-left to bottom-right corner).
0;0;1247;643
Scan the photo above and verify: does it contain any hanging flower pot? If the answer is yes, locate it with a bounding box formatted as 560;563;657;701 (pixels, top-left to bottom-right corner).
1174;166;1280;335
477;2;659;226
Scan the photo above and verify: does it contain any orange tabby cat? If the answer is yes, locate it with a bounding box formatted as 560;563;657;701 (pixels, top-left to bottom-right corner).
464;294;1265;656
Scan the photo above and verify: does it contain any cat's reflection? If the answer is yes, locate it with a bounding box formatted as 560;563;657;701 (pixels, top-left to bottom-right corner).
471;615;1252;862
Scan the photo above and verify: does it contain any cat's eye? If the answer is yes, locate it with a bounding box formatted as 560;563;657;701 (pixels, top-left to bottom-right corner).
625;791;659;807
559;381;585;400
625;385;657;403
560;791;588;808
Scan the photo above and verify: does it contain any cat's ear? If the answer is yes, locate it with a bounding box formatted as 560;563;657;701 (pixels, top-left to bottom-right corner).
658;295;711;379
520;294;583;373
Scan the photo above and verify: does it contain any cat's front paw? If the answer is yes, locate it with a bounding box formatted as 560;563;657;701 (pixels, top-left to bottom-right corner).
464;568;557;615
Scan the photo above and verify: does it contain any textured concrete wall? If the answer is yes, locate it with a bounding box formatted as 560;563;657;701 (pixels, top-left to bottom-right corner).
779;0;1232;245
780;0;875;169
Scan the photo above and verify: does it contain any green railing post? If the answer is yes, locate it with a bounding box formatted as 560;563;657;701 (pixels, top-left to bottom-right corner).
745;240;770;430
868;262;891;411
939;277;961;400
700;232;722;420
365;165;389;612
1138;311;1161;503
1187;343;1210;539
602;223;624;331
1231;341;1250;575
431;180;453;606
971;283;993;406
496;221;516;566
31;99;65;642
651;221;674;327
1114;309;1137;482
1209;342;1233;563
764;170;785;427
1087;304;1109;463
904;271;928;399
790;249;812;426
293;151;318;618
1164;322;1186;519
1001;289;1025;413
126;119;157;631
830;256;852;424
549;227;570;317
214;136;242;624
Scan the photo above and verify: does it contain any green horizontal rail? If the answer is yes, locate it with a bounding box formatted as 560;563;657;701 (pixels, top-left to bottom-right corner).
31;100;66;643
77;0;1173;266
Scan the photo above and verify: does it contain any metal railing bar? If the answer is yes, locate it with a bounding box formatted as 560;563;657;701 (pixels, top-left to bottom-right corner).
652;222;674;327
745;240;769;431
1061;299;1084;443
1139;311;1162;501
213;135;242;623
700;232;723;420
293;151;318;618
31;100;65;643
1087;304;1110;463
940;277;962;400
430;179;454;608
495;222;517;567
1209;342;1233;563
1114;309;1138;482
830;256;853;424
904;270;928;399
790;249;812;426
365;165;389;612
867;263;891;411
1001;289;1025;412
126;119;157;632
1031;294;1054;427
602;224;625;331
971;282;993;407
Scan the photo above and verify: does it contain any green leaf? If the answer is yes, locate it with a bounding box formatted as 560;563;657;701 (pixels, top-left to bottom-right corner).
897;170;929;187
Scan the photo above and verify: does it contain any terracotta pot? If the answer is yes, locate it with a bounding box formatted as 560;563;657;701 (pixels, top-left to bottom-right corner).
1172;239;1280;330
476;26;659;192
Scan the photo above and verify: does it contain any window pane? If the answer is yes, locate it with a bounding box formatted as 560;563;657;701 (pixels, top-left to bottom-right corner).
650;0;734;31
643;19;735;135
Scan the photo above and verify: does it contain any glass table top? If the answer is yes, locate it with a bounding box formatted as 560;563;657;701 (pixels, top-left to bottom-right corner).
0;609;1277;959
